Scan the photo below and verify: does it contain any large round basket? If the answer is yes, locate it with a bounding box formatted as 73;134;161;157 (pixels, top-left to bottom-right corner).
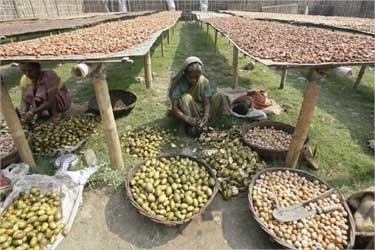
1;133;32;169
88;89;137;119
248;167;356;249
125;153;220;226
241;120;310;160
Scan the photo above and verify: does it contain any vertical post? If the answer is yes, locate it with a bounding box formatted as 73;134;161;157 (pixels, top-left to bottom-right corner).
91;64;123;169
353;65;366;91
232;45;239;88
285;68;321;168
279;67;288;89
167;29;170;45
214;29;218;54
160;32;164;57
0;82;35;168
54;0;60;16
206;23;209;45
144;51;152;89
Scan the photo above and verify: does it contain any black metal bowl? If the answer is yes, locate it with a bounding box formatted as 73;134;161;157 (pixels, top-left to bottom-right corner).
88;89;137;119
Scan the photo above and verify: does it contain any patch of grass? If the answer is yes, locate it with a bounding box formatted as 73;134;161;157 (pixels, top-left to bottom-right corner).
2;22;373;193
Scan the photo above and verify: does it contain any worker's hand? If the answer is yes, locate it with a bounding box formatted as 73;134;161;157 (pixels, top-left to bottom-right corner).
186;116;200;128
24;111;34;121
199;115;209;128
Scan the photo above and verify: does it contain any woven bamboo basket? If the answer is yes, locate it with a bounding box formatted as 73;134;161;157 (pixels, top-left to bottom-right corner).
125;153;220;226
248;167;356;249
241;120;310;160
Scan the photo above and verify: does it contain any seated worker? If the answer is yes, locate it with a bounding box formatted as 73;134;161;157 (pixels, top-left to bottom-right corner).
169;57;228;137
231;90;272;115
18;62;71;121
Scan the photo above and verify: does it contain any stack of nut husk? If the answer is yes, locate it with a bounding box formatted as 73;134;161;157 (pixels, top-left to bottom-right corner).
0;120;16;158
206;16;375;64
199;127;265;200
0;11;181;57
252;170;351;250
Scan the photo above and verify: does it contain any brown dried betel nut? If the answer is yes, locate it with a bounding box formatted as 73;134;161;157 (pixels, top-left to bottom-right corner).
207;16;375;64
0;12;180;57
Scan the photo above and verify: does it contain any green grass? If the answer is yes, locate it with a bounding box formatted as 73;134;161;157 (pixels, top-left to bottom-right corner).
2;22;374;193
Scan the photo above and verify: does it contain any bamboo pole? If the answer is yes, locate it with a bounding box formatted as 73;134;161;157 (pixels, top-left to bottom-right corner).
232;45;239;88
144;51;152;88
285;68;321;168
353;65;366;91
0;81;36;168
214;29;218;54
160;32;164;57
167;29;170;45
279;67;288;89
91;64;123;169
206;23;209;45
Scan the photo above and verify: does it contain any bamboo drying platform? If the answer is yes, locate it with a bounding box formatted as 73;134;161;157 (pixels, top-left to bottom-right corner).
222;10;375;37
0;11;153;38
0;15;180;63
193;11;374;68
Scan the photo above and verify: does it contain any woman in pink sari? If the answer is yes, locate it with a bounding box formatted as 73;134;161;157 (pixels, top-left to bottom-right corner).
19;62;71;121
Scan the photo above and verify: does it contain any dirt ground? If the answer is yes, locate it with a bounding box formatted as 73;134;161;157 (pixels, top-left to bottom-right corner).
58;189;279;250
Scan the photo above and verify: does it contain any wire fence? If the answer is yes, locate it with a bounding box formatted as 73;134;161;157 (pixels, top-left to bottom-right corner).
0;0;373;20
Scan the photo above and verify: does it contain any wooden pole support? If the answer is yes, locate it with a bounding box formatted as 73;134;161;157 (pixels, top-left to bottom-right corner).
353;65;366;91
0;81;36;168
214;30;218;54
161;32;164;57
144;51;152;89
167;29;170;45
206;23;209;45
279;67;288;89
285;68;321;168
232;45;239;88
91;64;123;169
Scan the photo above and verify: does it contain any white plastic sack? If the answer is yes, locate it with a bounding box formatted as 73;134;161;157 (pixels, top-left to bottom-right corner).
200;0;208;11
0;163;100;250
166;0;176;10
334;67;353;78
230;108;267;120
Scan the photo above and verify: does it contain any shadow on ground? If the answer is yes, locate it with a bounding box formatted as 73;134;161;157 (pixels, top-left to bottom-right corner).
103;190;278;249
104;190;186;248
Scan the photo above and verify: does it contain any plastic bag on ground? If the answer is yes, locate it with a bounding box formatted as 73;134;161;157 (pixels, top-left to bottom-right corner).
0;161;100;250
